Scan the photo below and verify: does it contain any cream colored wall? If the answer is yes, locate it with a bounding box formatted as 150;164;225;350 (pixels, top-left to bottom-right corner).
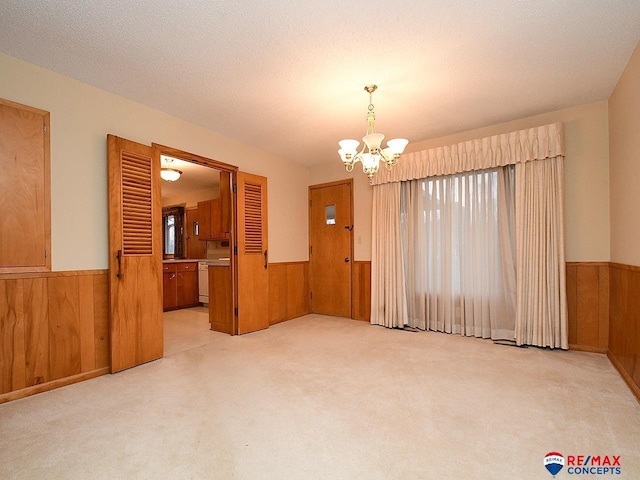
0;54;309;269
312;101;610;262
609;41;640;267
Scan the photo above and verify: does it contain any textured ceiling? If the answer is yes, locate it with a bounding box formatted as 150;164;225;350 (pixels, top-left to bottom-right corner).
1;1;639;166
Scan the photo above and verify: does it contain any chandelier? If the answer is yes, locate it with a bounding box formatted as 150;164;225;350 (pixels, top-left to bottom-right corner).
338;85;408;183
160;157;182;182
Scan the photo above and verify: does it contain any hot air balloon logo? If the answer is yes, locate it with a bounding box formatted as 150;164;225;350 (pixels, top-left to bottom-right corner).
544;452;565;477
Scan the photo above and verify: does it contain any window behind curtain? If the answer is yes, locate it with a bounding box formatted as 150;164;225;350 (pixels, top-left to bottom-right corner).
162;205;185;258
400;165;516;340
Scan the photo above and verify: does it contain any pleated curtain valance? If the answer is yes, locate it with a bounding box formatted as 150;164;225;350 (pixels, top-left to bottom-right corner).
371;122;564;184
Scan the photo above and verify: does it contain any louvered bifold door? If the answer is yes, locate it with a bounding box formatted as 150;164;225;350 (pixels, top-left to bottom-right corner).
121;152;153;256
236;172;269;334
107;135;163;373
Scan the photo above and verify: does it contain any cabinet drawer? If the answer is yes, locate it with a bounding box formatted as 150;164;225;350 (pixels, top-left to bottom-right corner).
163;263;177;273
177;262;197;272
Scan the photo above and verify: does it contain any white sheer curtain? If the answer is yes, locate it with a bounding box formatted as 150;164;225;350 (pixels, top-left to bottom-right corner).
400;167;516;339
515;157;568;348
370;122;568;349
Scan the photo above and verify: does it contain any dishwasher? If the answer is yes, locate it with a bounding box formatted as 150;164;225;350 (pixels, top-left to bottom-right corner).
198;262;209;305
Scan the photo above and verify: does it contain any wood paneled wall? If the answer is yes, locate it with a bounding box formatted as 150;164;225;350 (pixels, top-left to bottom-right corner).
566;262;610;353
268;261;371;323
268;262;310;325
3;262;635;403
608;263;640;401
0;270;109;403
352;261;371;321
349;261;616;347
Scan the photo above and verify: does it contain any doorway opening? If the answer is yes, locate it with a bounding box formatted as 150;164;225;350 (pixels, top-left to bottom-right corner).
155;144;238;353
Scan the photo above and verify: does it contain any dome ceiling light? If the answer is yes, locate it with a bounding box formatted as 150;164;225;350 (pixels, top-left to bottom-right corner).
160;157;183;182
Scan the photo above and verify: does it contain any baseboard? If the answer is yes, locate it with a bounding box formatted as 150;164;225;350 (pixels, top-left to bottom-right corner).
269;316;291;326
607;351;640;404
0;367;110;405
569;344;608;354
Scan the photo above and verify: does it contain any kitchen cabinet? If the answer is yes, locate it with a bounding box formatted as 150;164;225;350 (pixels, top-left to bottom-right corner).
209;265;233;334
163;266;178;310
177;263;199;306
197;172;231;241
197;198;229;241
185;207;206;259
163;262;199;311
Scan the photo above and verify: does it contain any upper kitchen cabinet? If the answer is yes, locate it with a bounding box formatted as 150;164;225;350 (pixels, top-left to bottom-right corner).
185;207;206;259
197;171;231;241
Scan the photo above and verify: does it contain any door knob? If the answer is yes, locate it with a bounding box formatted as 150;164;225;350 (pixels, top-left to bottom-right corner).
344;257;350;263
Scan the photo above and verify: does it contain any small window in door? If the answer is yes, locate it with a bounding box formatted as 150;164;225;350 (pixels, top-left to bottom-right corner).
325;205;336;225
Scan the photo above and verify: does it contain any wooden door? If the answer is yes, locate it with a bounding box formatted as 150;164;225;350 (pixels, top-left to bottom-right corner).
185;207;206;259
236;172;269;334
0;98;51;273
309;181;353;317
107;135;163;373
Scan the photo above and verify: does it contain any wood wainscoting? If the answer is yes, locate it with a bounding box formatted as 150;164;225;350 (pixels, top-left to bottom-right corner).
352;261;371;321
271;260;615;339
566;262;610;353
609;263;640;401
349;261;616;347
0;270;109;403
269;262;310;325
268;260;371;324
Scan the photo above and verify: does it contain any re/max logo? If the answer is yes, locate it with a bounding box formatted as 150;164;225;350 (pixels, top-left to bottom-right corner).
567;456;621;467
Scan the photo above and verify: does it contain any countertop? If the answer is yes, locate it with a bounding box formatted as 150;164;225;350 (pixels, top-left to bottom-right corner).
163;258;230;266
206;259;230;266
162;258;204;264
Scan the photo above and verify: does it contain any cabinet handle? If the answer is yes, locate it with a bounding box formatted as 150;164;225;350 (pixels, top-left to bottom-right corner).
116;250;123;279
264;250;268;269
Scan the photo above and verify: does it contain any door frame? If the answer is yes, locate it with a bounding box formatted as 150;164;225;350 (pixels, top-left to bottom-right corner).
308;178;354;318
152;143;239;334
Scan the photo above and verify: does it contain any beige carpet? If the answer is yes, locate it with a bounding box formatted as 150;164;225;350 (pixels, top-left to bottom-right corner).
1;313;638;479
